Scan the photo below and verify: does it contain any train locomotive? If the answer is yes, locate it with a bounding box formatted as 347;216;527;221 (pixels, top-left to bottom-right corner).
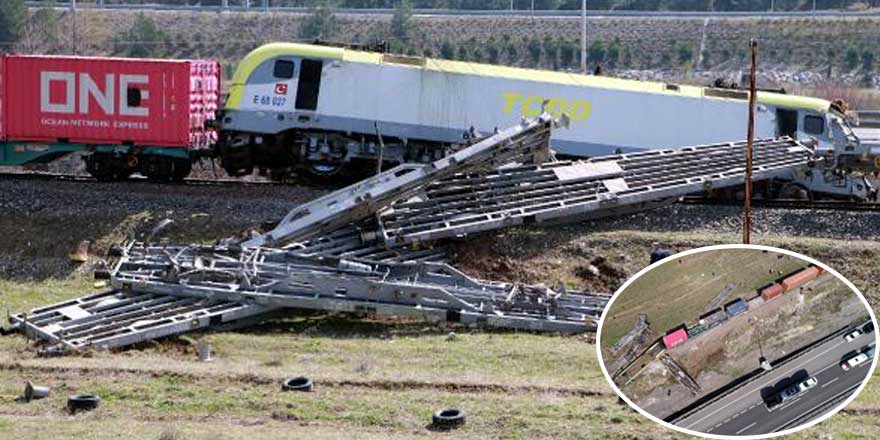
1;42;877;198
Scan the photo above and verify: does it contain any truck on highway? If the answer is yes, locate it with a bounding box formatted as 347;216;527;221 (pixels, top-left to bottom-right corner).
766;376;818;410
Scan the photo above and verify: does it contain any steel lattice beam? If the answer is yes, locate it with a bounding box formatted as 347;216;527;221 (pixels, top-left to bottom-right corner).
374;137;812;246
242;115;557;248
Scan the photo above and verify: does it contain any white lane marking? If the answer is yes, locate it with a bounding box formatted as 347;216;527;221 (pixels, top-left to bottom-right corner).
821;377;840;388
681;337;851;429
735;421;757;435
767;386;860;433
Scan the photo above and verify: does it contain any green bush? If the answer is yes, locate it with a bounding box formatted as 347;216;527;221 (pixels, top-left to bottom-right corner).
0;0;26;46
299;0;340;41
862;50;875;72
588;40;605;63
845;47;860;71
121;13;168;58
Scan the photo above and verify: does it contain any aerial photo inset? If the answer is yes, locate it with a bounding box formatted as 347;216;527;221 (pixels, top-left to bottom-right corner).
598;246;877;437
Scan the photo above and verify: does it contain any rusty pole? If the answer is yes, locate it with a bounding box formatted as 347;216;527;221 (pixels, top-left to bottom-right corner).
743;40;758;244
71;0;78;55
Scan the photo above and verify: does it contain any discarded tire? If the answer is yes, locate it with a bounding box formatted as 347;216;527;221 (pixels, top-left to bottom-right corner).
432;407;465;430
281;376;313;392
67;394;100;413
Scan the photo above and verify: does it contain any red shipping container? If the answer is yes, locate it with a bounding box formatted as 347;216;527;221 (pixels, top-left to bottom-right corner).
1;55;220;149
662;328;688;349
0;55;5;141
761;283;785;301
781;266;820;291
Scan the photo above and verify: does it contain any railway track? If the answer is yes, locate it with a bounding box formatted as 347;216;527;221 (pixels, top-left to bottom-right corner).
4;170;880;213
0;170;295;188
679;195;880;212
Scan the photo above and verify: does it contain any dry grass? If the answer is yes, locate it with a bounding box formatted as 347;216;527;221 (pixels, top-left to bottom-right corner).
1;216;879;438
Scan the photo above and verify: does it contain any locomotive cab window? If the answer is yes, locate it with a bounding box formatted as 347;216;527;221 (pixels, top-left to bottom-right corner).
804;115;825;135
127;88;142;107
295;59;323;111
273;60;295;79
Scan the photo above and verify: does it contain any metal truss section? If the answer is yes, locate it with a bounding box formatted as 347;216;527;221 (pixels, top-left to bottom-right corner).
242;114;556;248
376;138;813;246
8;290;270;354
110;244;607;334
285;226;448;263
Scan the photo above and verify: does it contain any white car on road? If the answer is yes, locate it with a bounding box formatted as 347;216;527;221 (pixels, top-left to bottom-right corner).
841;352;870;371
844;329;862;342
780;377;819;402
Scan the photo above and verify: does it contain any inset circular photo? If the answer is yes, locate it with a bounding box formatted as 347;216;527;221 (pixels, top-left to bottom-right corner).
596;245;877;439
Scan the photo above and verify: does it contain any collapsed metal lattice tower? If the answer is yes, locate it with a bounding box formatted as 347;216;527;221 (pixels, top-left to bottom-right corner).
7;116;818;354
271;137;813;252
242;114;558;248
10;243;607;354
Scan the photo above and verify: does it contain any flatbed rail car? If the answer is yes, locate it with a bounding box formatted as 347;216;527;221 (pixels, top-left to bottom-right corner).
0;55;220;181
220;42;877;198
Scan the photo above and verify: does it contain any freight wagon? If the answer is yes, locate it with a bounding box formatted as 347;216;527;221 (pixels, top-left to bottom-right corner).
781;266;821;291
220;42;876;197
724;298;749;317
700;309;729;328
760;283;785;302
0;55;220;181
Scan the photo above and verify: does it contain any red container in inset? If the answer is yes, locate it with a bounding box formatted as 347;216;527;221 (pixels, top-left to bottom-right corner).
662;328;688;349
1;55;220;149
781;266;820;291
761;283;785;301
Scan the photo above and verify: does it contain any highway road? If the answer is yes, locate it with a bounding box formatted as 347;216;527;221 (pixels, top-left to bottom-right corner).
23;2;880;19
674;326;876;436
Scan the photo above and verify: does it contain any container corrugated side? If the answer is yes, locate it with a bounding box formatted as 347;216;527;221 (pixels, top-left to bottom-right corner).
781;267;820;291
761;283;785;301
0;55;5;141
187;60;221;150
662;328;688;349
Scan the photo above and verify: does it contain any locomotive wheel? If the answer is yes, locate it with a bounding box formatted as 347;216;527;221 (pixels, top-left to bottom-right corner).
141;156;192;182
778;183;812;201
171;159;193;182
301;162;347;185
84;154;134;182
219;145;255;177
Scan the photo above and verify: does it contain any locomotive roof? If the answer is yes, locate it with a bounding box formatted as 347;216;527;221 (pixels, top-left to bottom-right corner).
231;42;831;114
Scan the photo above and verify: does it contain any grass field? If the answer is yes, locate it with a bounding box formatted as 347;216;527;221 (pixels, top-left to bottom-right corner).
0;274;648;439
1;228;879;438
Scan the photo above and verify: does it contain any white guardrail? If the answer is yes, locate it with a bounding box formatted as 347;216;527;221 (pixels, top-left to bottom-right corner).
856;110;880;128
23;1;880;18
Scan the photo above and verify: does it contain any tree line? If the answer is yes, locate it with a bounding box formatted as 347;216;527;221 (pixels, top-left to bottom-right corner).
1;0;876;81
